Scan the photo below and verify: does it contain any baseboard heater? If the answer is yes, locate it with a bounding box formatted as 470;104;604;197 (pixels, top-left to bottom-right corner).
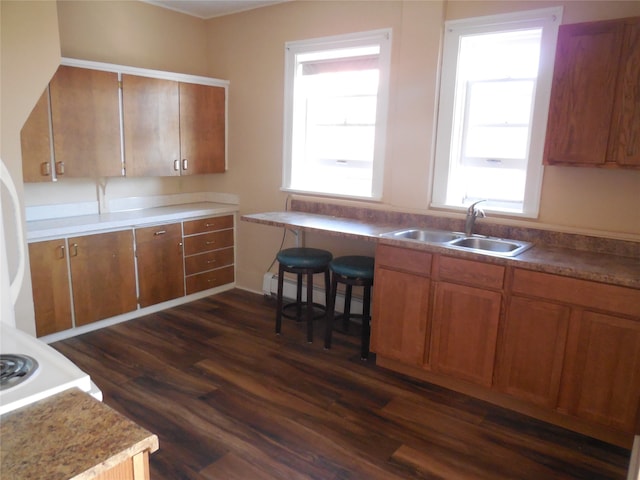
262;272;364;316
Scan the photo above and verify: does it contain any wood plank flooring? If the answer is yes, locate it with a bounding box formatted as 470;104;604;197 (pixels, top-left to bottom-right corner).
52;289;631;479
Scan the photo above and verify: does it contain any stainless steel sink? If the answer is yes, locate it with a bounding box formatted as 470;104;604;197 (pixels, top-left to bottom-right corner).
448;236;532;257
381;228;533;257
381;228;464;244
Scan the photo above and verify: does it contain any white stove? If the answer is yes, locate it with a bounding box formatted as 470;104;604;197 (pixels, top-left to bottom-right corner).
0;324;102;415
0;158;101;416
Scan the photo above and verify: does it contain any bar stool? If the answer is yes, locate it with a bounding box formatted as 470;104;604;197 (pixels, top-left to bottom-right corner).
324;255;375;359
275;247;332;343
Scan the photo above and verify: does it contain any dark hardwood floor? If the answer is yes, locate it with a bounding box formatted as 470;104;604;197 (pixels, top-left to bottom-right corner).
53;289;631;479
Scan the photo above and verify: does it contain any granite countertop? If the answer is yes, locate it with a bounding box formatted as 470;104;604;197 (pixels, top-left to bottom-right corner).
27;201;239;241
242;211;640;289
0;389;159;480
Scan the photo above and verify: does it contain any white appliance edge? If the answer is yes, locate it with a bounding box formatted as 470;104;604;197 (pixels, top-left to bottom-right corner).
1;158;102;415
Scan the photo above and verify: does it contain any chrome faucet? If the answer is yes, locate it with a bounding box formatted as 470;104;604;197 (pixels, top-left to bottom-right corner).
464;200;486;236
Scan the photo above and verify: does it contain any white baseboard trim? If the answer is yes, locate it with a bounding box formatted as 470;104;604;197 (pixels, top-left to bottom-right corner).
262;272;364;316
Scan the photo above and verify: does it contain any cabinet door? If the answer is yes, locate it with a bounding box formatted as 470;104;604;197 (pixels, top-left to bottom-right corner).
610;19;640;166
430;282;501;387
371;267;431;366
28;240;72;337
21;89;53;183
69;231;137;326
495;296;570;408
49;66;122;178
561;311;640;433
122;74;180;177
544;20;624;166
135;223;184;308
179;83;226;174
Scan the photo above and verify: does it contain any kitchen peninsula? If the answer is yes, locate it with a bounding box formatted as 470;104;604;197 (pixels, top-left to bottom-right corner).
0;389;158;480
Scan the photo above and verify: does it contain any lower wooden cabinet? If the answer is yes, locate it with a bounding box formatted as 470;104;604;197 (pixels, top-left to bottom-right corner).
371;245;432;366
430;281;501;387
135;223;184;308
495;296;570;408
560;310;640;432
29;213;236;337
28;239;73;336
29;231;137;334
371;245;640;447
69;230;137;326
183;214;235;295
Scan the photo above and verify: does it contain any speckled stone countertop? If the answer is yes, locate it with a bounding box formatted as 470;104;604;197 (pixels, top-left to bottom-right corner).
242;209;640;289
0;389;159;480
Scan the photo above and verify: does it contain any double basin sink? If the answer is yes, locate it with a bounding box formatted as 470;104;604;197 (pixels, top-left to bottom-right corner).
380;228;533;257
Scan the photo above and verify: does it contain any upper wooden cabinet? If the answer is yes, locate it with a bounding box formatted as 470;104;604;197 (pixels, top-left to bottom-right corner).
544;16;640;168
50;65;123;178
21;60;228;182
122;75;181;177
21;89;53;182
122;75;226;176
179;82;226;175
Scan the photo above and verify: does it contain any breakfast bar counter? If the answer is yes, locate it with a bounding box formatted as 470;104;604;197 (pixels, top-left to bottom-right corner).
242;209;640;289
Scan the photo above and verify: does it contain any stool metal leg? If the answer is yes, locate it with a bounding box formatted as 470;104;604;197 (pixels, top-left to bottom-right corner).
361;285;372;360
324;274;339;349
306;272;314;342
295;273;303;321
343;284;353;332
275;263;285;335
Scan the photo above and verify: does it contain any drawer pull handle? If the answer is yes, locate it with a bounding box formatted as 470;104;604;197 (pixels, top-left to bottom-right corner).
55;161;65;175
58;245;65;259
154;230;167;236
207;259;216;264
173;159;180;171
205;241;215;245
205;223;214;227
182;158;188;171
41;162;51;177
71;243;78;257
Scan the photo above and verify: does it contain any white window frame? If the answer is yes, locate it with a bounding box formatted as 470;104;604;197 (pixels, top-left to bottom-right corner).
282;29;392;200
431;7;563;218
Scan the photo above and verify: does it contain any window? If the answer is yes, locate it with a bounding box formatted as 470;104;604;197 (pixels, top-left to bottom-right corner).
432;8;562;217
282;29;392;200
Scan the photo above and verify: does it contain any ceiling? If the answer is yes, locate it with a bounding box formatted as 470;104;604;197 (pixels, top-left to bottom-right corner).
142;0;288;19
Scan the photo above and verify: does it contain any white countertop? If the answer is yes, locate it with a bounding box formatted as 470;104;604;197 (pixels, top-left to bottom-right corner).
27;202;239;241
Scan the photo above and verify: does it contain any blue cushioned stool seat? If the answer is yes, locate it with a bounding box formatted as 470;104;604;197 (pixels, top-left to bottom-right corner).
330;255;375;279
277;247;333;269
275;247;332;343
324;255;375;360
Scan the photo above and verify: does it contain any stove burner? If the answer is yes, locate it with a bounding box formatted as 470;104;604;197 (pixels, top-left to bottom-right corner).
0;354;39;390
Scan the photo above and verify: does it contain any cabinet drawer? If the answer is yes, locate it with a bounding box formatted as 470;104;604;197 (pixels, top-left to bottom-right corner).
435;256;504;290
185;247;234;275
186;265;234;295
512;269;640;318
135;222;181;243
183;215;233;235
375;244;432;276
183;230;234;256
